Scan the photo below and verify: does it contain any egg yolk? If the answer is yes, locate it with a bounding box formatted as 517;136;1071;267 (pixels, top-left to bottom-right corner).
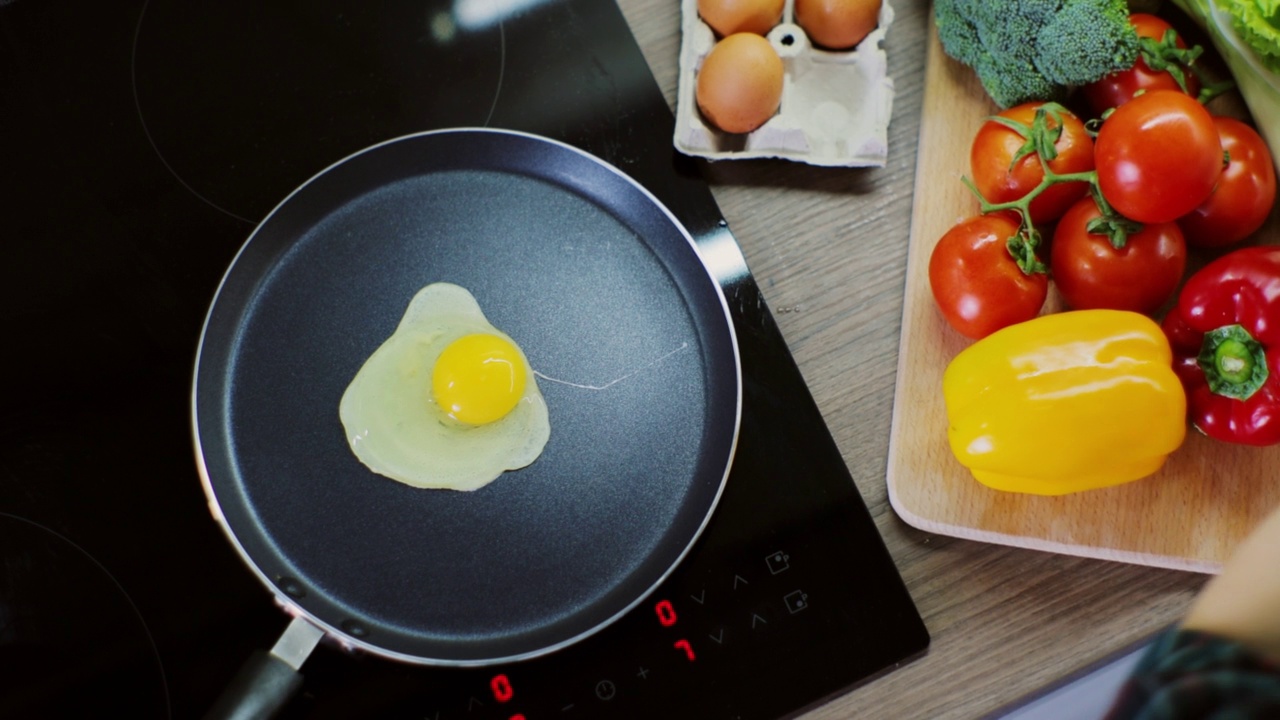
431;333;528;426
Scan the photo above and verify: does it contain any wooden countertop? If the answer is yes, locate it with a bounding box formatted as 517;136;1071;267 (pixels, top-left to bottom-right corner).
616;1;1211;718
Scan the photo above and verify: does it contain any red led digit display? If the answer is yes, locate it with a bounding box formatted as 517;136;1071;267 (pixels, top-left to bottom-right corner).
654;599;677;627
674;638;696;661
490;674;514;703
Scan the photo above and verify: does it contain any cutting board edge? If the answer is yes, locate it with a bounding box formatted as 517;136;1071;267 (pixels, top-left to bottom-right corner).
886;475;1222;574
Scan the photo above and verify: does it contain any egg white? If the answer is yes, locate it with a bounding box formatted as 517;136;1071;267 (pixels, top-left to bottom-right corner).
338;283;550;491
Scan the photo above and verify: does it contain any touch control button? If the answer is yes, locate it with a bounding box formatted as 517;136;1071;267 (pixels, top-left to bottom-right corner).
784;590;809;614
766;551;790;574
595;680;617;701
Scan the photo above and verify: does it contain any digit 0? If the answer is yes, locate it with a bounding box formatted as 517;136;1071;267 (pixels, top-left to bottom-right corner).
490;674;514;703
654;599;677;627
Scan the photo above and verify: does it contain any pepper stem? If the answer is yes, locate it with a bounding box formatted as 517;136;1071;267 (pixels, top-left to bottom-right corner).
1197;325;1270;400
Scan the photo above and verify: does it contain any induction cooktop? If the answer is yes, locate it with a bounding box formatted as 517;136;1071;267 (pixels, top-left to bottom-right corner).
0;1;928;717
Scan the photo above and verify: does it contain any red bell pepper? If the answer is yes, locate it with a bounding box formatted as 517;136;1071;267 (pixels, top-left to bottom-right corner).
1161;245;1280;446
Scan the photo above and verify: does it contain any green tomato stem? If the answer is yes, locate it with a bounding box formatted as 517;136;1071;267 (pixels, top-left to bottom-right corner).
1198;79;1236;105
964;105;1144;266
1140;30;1202;96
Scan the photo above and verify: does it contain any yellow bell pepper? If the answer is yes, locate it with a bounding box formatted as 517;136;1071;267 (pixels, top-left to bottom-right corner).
943;309;1187;495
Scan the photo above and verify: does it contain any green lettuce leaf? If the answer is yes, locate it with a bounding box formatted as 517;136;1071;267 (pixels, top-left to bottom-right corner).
1223;0;1280;71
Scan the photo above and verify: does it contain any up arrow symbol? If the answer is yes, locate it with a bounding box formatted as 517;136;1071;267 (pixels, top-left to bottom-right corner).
733;574;748;590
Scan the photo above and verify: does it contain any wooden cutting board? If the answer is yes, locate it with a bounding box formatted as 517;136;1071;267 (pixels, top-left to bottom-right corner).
886;21;1280;574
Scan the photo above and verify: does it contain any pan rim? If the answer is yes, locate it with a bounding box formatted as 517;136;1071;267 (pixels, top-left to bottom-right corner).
190;126;743;666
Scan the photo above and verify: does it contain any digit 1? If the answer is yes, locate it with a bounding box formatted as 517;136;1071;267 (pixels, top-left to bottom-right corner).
674;639;695;661
655;599;677;627
490;674;514;703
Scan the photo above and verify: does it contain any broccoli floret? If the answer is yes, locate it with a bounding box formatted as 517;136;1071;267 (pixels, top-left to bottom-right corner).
1037;0;1141;85
973;54;1066;107
934;0;983;66
934;0;1140;108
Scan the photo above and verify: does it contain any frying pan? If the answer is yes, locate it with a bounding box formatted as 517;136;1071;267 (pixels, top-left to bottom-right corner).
191;128;741;717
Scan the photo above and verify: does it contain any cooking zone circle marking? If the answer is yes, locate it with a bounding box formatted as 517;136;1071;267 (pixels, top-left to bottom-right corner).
0;513;171;718
130;0;507;223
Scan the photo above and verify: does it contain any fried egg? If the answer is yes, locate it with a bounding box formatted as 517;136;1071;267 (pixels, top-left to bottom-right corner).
338;283;550;491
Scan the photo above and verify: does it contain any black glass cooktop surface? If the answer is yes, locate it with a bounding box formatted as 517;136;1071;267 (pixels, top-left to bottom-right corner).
0;1;928;718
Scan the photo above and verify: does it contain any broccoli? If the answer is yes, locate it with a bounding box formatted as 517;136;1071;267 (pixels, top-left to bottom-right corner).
935;0;1141;108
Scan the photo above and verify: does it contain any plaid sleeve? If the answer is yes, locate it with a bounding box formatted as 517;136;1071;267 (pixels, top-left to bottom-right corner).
1103;628;1280;720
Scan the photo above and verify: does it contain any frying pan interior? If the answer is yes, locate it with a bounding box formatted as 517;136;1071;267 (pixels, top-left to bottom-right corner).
193;129;741;664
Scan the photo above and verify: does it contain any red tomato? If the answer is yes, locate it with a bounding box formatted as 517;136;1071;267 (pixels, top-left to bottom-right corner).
1081;13;1201;116
1179;116;1277;248
1094;90;1221;224
1051;195;1187;315
970;102;1094;225
929;214;1048;339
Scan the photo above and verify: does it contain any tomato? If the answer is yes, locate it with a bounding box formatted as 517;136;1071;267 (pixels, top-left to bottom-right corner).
929;214;1048;339
1094;90;1221;224
970;102;1094;225
1178;116;1277;248
1081;13;1200;116
1050;195;1187;315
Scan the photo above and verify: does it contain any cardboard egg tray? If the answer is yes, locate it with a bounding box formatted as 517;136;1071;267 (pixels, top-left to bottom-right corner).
675;0;895;166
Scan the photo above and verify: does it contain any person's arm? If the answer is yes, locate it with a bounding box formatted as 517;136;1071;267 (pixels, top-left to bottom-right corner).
1102;504;1280;720
1182;503;1280;664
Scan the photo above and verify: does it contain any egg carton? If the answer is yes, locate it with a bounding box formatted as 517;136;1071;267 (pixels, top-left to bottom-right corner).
675;0;895;166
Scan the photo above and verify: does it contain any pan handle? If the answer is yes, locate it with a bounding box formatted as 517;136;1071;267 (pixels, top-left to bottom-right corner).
203;615;325;720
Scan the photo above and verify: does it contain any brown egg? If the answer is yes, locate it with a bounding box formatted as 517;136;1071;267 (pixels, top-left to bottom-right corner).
697;0;785;37
794;0;881;50
695;33;784;134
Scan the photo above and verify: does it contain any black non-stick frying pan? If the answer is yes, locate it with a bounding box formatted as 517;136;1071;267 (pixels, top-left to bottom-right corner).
191;128;741;716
